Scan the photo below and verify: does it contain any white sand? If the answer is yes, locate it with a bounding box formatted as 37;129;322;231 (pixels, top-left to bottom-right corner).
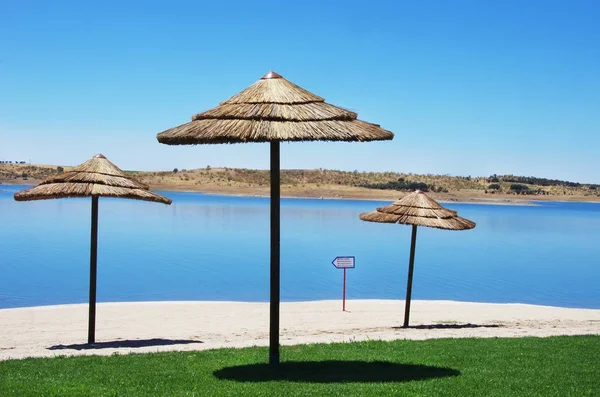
1;300;598;361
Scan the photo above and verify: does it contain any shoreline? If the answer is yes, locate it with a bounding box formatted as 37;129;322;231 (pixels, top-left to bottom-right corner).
153;188;538;206
3;161;600;205
2;299;598;361
3;298;598;312
147;185;589;206
4;179;600;206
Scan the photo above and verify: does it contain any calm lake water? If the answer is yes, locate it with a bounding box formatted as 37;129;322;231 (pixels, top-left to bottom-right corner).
1;184;599;309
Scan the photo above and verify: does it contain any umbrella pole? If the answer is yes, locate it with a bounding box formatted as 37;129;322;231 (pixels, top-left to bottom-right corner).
403;225;418;328
269;141;281;365
88;195;99;344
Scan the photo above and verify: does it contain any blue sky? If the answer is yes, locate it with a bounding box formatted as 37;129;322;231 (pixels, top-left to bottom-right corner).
1;0;599;182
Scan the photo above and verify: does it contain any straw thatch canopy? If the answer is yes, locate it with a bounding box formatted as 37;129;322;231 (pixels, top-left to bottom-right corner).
157;71;394;144
360;190;475;328
14;154;171;204
360;190;475;230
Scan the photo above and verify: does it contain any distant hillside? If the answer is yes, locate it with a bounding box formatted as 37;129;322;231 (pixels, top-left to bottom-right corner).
2;163;599;200
0;164;69;183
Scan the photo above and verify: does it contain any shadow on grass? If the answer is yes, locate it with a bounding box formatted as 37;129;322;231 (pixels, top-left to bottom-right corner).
48;338;203;351
214;361;460;383
394;323;502;330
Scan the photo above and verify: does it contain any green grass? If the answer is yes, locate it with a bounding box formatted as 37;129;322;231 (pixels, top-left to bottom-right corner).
1;336;598;396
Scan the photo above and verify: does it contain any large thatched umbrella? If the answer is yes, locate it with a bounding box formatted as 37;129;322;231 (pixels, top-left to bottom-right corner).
14;154;171;343
359;190;475;327
157;71;394;364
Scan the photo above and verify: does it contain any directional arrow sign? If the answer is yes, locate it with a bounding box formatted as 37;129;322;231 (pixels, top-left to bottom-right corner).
332;256;355;269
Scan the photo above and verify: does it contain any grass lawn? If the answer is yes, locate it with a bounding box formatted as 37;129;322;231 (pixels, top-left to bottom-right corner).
1;335;598;396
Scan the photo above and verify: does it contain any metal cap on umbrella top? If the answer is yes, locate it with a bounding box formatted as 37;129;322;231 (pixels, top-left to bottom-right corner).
360;190;475;327
14;154;171;344
157;71;394;364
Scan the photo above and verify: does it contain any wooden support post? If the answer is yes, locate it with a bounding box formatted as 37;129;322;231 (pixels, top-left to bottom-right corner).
269;141;281;365
88;195;99;344
403;225;418;328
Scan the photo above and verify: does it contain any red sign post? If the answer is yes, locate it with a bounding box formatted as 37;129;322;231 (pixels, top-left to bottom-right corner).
332;256;355;311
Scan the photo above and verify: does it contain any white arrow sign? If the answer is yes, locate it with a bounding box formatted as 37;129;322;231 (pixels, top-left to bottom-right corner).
332;256;355;269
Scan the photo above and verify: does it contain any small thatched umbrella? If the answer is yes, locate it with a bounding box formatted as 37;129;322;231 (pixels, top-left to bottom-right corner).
14;154;171;343
157;71;394;364
359;190;475;327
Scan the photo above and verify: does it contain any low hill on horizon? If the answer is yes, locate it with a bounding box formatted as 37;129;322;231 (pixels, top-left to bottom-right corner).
2;163;599;201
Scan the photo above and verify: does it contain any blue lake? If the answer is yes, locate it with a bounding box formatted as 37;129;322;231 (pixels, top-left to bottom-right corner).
1;184;599;309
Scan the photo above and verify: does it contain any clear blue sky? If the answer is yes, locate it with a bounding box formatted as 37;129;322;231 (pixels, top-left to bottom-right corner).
1;0;599;182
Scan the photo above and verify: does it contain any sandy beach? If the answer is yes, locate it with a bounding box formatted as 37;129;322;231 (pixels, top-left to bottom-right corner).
1;300;598;361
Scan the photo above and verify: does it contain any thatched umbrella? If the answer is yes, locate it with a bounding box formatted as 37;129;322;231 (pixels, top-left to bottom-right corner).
359;190;475;327
14;154;171;344
157;71;394;364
